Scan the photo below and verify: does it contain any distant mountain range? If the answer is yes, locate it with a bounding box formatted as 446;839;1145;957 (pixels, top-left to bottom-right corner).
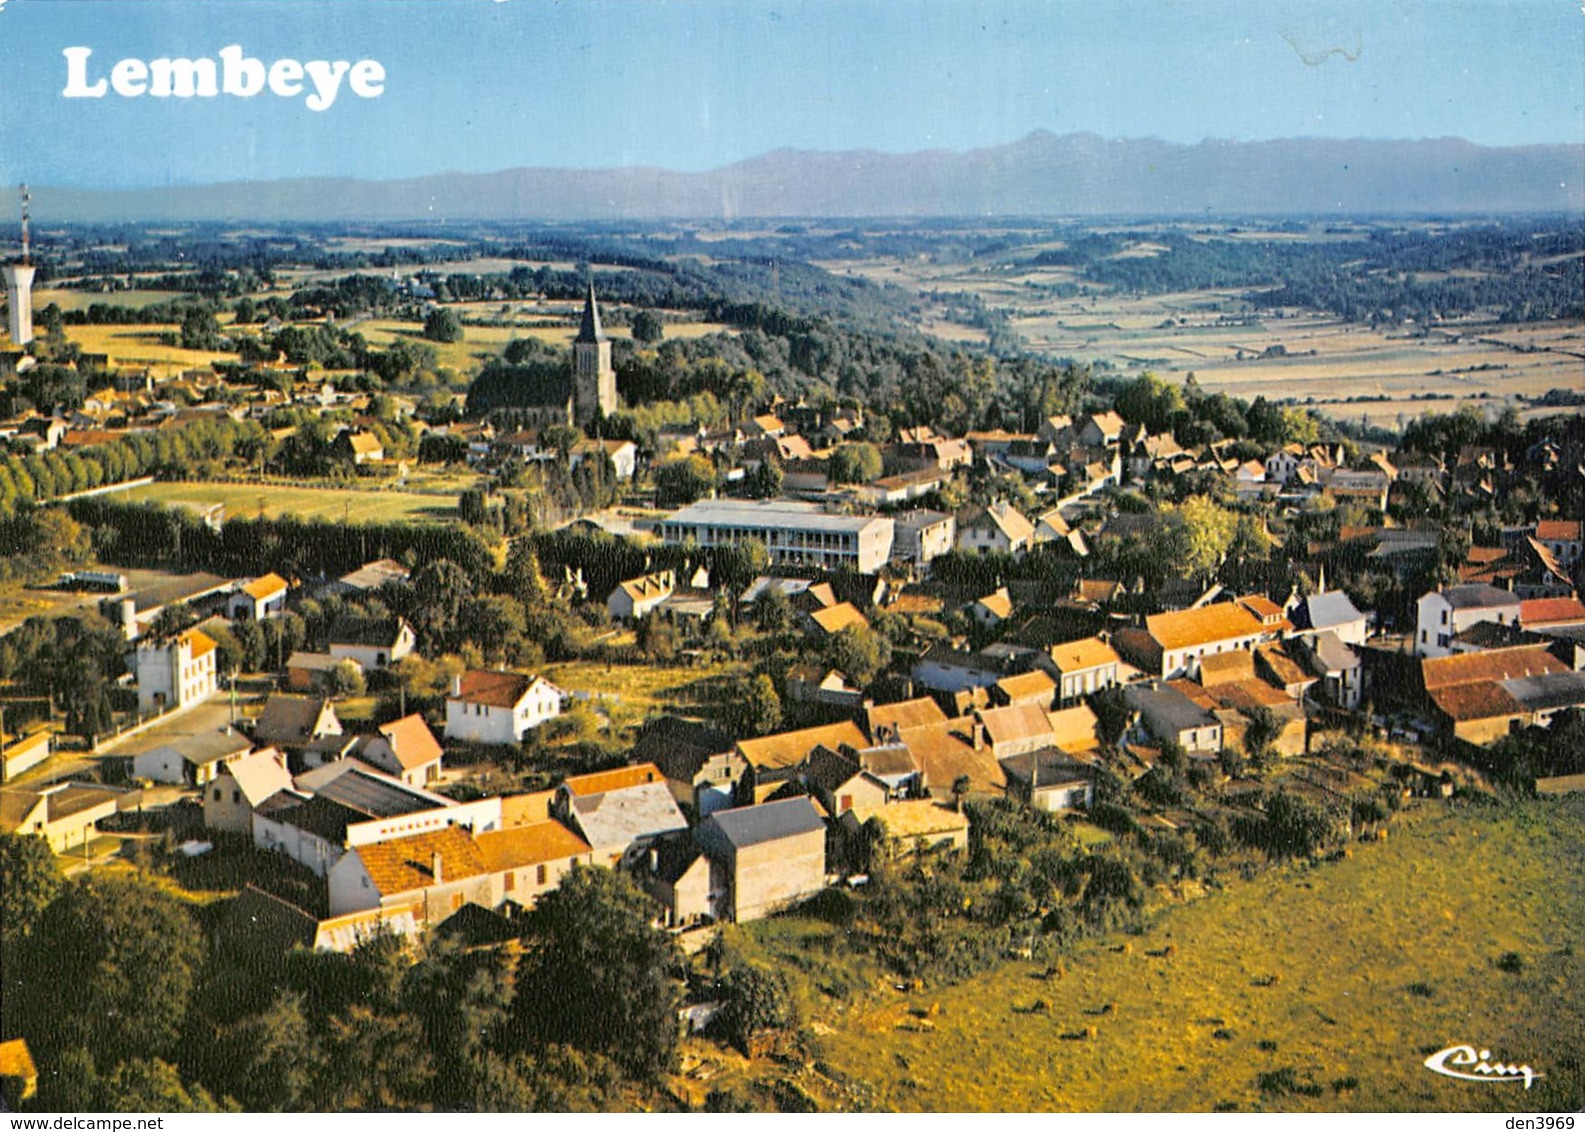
35;131;1585;222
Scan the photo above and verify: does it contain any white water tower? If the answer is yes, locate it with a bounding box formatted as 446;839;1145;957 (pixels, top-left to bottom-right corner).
3;185;35;346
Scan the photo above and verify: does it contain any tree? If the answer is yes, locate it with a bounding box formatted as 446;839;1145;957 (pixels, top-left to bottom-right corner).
825;623;891;687
326;659;366;699
422;307;464;344
714;959;796;1056
827;441;883;485
0;833;61;948
508;867;683;1080
0;834;60;1046
1260;789;1346;859
1167;495;1237;580
631;309;665;344
654;454;717;507
11;875;204;1066
179;307;223;351
733;673;782;737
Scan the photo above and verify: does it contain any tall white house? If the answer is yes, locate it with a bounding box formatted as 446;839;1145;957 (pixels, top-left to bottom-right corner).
1415;583;1522;657
3;262;34;346
133;628;218;713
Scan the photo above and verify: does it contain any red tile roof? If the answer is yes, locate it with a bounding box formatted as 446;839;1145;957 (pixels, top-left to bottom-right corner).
1520;597;1585;627
1146;603;1265;651
1421;646;1564;691
452;670;536;709
357;826;487;896
561;763;663;796
377;714;443;771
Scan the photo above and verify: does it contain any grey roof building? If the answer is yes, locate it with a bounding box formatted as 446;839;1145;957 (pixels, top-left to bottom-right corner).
564;781;688;867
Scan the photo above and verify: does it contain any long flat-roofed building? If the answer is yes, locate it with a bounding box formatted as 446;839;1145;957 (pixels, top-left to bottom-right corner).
659;499;894;574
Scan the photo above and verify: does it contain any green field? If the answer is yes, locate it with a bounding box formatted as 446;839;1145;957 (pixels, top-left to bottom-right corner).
542;655;749;723
727;795;1585;1112
120;480;458;524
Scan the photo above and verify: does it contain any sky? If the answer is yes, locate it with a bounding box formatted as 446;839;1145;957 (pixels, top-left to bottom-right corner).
0;0;1580;190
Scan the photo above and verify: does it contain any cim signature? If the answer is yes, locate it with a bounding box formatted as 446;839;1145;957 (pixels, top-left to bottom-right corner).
1424;1045;1543;1089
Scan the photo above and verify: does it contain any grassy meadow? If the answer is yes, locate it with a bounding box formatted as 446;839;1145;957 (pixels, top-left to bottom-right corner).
717;795;1584;1112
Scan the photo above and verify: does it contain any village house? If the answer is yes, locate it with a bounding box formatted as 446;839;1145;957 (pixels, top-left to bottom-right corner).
1287;589;1369;646
1415;583;1522;657
571;436;638;480
889;509;957;569
203;748;293;835
968;586;1015;628
0;783;120;853
1532;518;1582;568
1124;683;1223;755
552;764;688;868
327;825;492;922
841;798;970;856
132;627;218;714
1047;636;1121;705
445;670;565;745
736;720;870;803
227;573;289;620
336;429;384;465
957;502;1036;558
350;713;445;787
253;760;475;877
692;797;827;923
132;726;253;787
285;651;352;694
631;716;745;817
993;668;1058;711
607;569;677;621
999;749;1096;812
803;744;890;818
326;614;416;671
1298;631;1364;711
1122;602;1267;680
976;703;1058;760
477;821;594;909
251;694;349;767
1422;645;1585;745
325;558;411;597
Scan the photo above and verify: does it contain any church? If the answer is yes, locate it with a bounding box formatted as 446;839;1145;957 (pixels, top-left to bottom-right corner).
517;282;619;430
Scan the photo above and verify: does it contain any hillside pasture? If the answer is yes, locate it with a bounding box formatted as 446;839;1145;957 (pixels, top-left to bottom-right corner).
742;796;1585;1112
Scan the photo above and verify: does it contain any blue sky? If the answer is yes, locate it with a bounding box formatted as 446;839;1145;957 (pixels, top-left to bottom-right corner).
0;0;1580;189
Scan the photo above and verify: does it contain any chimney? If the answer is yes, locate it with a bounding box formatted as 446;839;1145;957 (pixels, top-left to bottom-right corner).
431;851;443;885
649;847;660;875
451;674;463;697
972;720;985;751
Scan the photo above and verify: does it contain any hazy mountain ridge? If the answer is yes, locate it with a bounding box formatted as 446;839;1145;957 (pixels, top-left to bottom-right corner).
34;131;1585;222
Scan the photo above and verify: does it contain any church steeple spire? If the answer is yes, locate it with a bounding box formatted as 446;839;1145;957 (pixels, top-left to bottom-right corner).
576;280;605;344
571;281;616;425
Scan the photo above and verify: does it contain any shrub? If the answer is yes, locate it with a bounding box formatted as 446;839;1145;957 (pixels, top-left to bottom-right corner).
1495;951;1525;974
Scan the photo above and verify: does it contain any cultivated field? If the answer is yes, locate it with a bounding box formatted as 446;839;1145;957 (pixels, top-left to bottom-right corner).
61;323;240;378
820;248;1585;429
729;795;1585;1112
120;480;457;524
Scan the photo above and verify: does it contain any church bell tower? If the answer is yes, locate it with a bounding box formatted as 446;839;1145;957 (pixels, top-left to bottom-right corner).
572;281;616;426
